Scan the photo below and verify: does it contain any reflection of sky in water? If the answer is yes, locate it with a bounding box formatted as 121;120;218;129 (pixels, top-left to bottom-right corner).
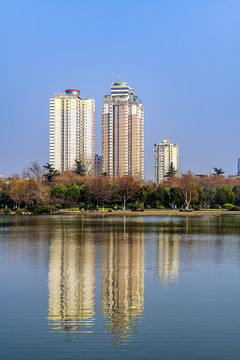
1;215;240;359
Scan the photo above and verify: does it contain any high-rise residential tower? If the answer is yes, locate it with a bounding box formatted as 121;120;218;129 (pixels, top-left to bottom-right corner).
154;140;179;183
49;88;95;173
102;81;144;178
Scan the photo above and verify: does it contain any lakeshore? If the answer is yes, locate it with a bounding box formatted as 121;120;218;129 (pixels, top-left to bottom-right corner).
56;210;240;216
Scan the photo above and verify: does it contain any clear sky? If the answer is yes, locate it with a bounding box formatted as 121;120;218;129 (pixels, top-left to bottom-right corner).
1;0;240;179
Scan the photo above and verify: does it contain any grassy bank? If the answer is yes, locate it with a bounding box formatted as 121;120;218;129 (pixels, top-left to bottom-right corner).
56;210;240;217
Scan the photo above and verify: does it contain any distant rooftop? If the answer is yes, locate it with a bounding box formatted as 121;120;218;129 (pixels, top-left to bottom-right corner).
65;89;80;95
110;81;135;99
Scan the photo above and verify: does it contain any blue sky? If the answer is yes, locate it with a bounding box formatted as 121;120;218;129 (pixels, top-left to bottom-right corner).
1;0;240;179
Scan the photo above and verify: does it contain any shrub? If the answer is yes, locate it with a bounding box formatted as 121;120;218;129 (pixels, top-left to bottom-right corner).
194;206;200;211
130;204;138;211
79;202;85;210
127;203;134;209
4;208;12;214
231;206;240;211
222;203;234;210
113;204;121;210
210;205;220;209
145;205;151;209
55;204;62;209
15;209;29;215
33;205;57;214
157;205;165;210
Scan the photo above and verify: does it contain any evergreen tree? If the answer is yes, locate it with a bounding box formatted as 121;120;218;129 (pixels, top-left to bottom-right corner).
213;167;224;175
74;160;85;176
43;163;60;183
164;162;177;178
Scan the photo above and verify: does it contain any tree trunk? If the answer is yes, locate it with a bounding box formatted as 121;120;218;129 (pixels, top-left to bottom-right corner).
123;195;126;211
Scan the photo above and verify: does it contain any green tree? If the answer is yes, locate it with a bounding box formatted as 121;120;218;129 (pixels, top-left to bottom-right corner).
214;188;226;205
138;185;153;208
43;163;60;183
195;185;206;205
169;187;182;207
66;183;84;204
148;187;169;208
204;188;216;207
221;186;235;204
164;162;177;178
74;160;85;176
233;185;240;206
213;168;225;175
52;184;67;199
0;181;11;208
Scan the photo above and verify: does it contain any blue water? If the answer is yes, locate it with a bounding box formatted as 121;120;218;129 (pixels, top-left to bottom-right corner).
0;215;240;359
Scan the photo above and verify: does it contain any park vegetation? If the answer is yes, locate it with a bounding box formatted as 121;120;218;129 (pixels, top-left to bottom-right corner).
1;161;240;214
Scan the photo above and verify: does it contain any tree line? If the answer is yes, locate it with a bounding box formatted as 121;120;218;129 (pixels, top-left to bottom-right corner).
1;161;240;214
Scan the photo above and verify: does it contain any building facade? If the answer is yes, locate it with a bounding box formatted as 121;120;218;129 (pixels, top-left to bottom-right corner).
49;88;95;173
237;159;240;176
102;81;144;179
94;154;102;176
154;140;179;183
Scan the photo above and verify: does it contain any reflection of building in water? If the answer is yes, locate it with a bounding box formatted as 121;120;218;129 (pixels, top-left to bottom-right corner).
48;224;95;333
101;221;144;345
154;232;179;284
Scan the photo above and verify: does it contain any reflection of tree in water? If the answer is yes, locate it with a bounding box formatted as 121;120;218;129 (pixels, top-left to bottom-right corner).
154;231;179;285
101;220;144;345
48;222;95;335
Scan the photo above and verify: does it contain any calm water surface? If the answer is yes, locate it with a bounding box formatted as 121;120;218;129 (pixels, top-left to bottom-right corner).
1;215;240;359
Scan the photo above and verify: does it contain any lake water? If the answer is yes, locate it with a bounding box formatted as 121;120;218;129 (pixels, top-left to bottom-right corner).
1;215;240;359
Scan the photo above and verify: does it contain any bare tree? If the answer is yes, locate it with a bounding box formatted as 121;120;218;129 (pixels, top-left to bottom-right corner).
8;179;28;208
180;171;198;209
86;176;113;210
53;171;83;186
23;161;44;182
24;179;50;206
114;176;140;211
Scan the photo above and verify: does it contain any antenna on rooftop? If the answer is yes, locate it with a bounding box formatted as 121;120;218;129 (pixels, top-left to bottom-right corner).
72;83;74;89
117;72;120;82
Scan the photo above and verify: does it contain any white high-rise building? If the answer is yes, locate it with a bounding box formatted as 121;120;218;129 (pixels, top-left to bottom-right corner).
154;140;179;183
49;88;95;173
102;81;144;178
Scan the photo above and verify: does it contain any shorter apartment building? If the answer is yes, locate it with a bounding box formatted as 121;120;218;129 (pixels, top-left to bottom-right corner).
94;155;102;176
154;140;179;184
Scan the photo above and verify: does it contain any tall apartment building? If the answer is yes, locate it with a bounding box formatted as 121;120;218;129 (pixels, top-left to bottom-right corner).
102;81;144;178
49;88;95;173
154;140;179;183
